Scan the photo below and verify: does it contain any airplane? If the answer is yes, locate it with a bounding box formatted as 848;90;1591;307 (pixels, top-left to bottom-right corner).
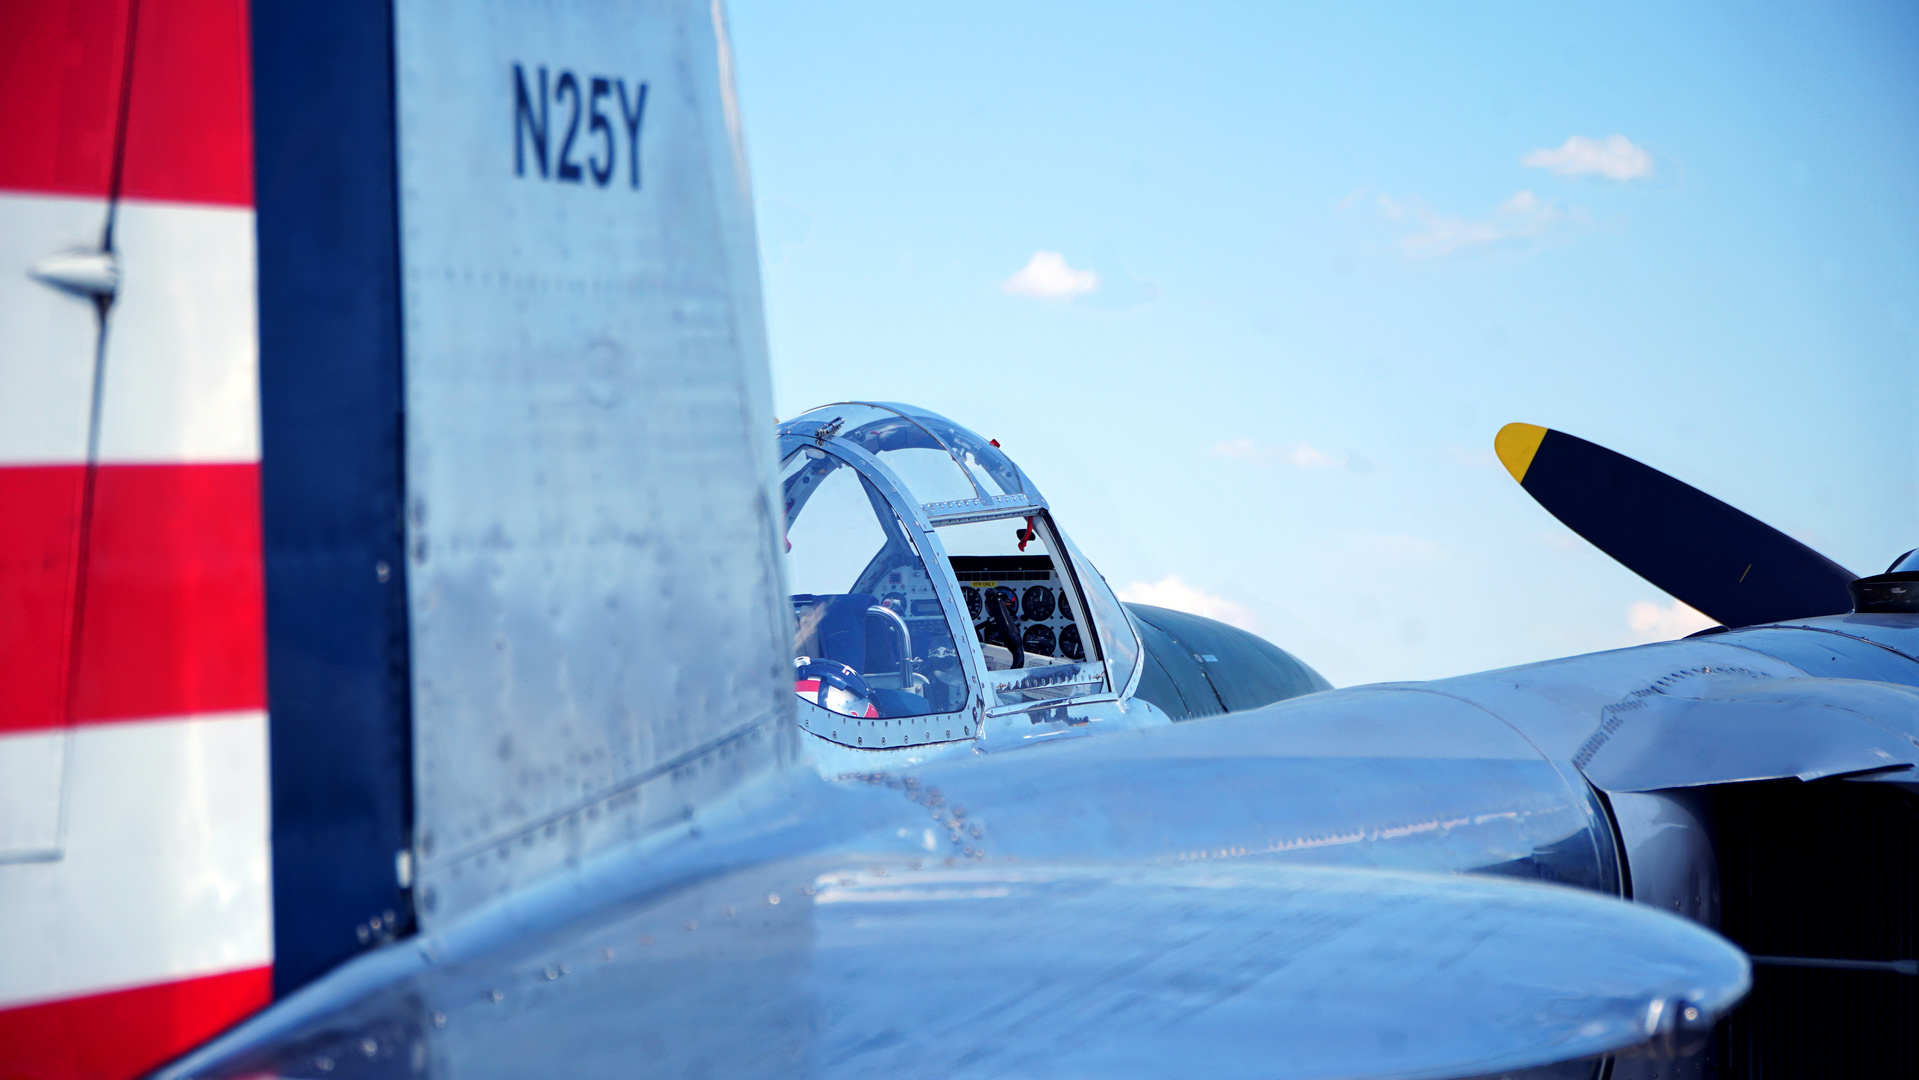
2;2;1914;1080
133;398;1919;1080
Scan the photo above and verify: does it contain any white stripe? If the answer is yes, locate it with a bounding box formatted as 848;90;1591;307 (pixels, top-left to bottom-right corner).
0;712;273;1008
0;195;259;466
0;192;111;464
0;728;66;859
96;200;261;464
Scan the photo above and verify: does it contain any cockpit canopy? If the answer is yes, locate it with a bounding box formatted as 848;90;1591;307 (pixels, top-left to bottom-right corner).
779;402;1033;516
777;403;1141;750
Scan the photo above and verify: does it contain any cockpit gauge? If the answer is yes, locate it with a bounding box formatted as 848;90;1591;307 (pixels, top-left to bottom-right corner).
963;586;983;620
990;586;1019;616
1057;589;1072;620
1058;624;1084;661
1021;585;1055;622
1022;623;1057;658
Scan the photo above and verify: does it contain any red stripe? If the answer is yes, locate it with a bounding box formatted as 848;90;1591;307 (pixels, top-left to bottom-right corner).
0;966;271;1080
0;467;87;734
0;464;265;733
0;0;252;205
0;1;132;199
119;0;253;206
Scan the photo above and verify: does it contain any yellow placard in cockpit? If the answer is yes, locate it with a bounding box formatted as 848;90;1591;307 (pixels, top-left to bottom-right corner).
968;581;997;588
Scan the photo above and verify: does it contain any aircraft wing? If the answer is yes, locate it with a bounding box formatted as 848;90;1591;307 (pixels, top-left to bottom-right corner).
3;2;1773;1076
1578;677;1919;793
159;820;1746;1080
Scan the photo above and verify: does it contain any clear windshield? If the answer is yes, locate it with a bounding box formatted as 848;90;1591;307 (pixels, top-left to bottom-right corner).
1055;528;1141;695
780;402;1032;506
781;448;968;720
935;512;1109;707
878;402;1028;499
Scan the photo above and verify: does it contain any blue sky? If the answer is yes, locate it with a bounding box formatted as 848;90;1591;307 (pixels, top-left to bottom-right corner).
726;1;1919;687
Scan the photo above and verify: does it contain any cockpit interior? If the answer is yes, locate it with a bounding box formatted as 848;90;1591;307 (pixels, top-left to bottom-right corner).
778;401;1329;756
777;402;1131;749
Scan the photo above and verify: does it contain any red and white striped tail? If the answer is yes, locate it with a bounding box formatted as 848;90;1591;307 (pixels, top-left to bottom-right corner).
0;2;273;1077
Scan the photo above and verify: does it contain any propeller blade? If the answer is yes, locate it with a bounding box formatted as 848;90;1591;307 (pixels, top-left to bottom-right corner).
1495;423;1856;628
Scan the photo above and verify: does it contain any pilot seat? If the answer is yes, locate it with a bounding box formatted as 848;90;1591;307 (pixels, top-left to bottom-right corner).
791;593;932;718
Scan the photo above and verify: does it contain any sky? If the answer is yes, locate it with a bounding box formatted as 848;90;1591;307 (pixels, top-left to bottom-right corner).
724;1;1919;688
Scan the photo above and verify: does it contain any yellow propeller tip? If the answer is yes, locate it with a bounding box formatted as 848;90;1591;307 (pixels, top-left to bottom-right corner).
1494;423;1549;483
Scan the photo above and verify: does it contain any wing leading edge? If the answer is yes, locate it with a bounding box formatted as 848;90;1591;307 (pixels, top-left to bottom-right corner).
156;772;1748;1080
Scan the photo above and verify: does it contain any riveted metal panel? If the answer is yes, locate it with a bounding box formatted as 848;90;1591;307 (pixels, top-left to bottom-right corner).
393;0;792;924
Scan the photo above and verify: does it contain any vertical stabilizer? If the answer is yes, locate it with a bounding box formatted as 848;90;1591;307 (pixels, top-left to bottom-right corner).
391;0;792;925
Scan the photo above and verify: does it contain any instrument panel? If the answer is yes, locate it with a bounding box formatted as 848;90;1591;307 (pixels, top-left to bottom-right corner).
950;555;1085;662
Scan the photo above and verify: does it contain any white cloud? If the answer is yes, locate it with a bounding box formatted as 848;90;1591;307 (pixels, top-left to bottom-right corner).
1117;575;1257;630
1002;251;1099;298
1383;190;1577;259
1212;438;1366;471
1280;443;1337;468
1627;599;1716;640
1522;135;1653;181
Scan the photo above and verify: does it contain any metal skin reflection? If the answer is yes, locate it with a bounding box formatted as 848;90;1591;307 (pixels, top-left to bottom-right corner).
64;0;1917;1076
165;387;1919;1074
769;405;1919;1080
167;397;1919;1080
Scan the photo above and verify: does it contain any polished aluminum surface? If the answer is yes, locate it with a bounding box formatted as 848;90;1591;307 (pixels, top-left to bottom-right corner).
1609;792;1718;925
158;771;1747;1080
1352;620;1919;797
1578;677;1919;792
152;603;1865;1078
152;2;1919;1073
974;691;1166;752
983;659;1108;711
898;684;1620;892
394;0;792;924
1753;612;1919;668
